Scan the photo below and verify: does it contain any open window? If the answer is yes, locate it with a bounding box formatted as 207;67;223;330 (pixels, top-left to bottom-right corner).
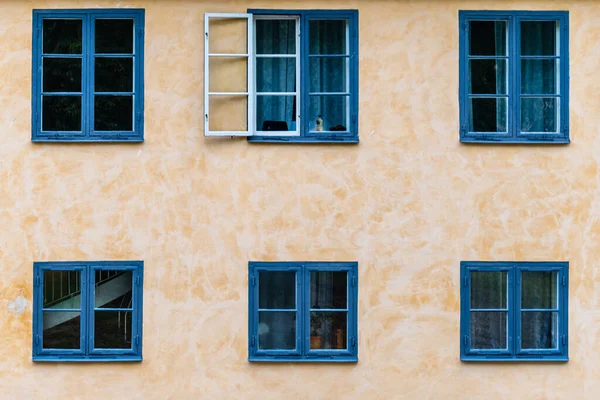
205;10;358;143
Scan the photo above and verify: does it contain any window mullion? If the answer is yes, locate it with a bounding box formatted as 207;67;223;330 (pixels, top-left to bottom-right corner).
511;15;519;139
84;13;93;138
300;15;308;137
299;265;307;357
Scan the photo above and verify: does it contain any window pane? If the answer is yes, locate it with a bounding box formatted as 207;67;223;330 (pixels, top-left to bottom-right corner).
95;270;133;309
470;311;507;349
256;58;296;93
258;311;296;350
42;96;81;131
311;271;347;309
95;57;133;92
468;97;507;132
43;58;81;92
522;311;558;349
43;270;81;309
256;20;296;55
469;59;507;94
309;20;348;55
470;271;507;309
309;95;348;132
521;21;558;56
521;271;558;309
43;311;80;349
94;311;132;349
521;59;557;94
520;97;558;133
94;96;133;131
95;19;134;54
43;19;82;54
469;21;507;56
310;312;347;349
256;95;296;132
258;271;295;309
309;57;348;93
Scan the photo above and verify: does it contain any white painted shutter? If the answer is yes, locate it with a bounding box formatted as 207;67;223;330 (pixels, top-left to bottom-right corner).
204;13;254;137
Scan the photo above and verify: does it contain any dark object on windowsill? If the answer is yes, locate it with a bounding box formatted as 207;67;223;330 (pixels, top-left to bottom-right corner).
329;125;346;131
261;120;288;131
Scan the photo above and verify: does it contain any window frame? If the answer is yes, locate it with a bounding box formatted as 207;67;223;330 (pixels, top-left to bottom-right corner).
32;261;144;362
460;261;568;362
32;9;145;142
248;261;358;362
459;10;569;144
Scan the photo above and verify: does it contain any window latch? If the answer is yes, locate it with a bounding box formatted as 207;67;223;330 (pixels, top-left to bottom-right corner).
251;336;256;347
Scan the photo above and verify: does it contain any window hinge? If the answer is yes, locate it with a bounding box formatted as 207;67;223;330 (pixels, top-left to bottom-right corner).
351;337;356;347
562;335;567;345
352;276;356;287
352;114;357;124
562;276;567;286
464;276;468;286
460;123;467;135
35;335;40;345
35;113;39;123
136;275;141;286
36;274;40;287
205;113;208;121
562;123;569;135
135;335;140;346
352;29;357;38
251;275;256;287
251;335;256;347
461;21;468;31
464;335;468;346
136;111;142;124
36;27;40;39
138;28;143;38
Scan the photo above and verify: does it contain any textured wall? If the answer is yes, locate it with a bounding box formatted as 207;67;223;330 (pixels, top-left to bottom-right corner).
0;0;598;398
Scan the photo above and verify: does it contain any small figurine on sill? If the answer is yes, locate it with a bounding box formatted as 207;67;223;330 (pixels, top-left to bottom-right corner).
315;115;324;132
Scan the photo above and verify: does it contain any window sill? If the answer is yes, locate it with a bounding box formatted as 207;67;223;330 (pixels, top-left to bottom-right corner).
33;355;143;362
248;136;359;144
249;356;358;363
461;356;568;362
460;137;570;144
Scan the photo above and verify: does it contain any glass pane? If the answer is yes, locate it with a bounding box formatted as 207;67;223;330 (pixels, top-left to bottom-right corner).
311;271;347;309
522;271;558;309
469;59;507;94
43;19;82;54
469;21;507;56
43;58;81;92
256;58;296;93
94;96;133;131
95;57;133;92
43;270;81;309
256;95;296;132
95;19;134;54
43;311;80;349
521;21;558;56
470;311;507;349
95;270;133;309
309;95;348;132
522;311;558;349
258;271;295;309
94;311;132;349
309;57;348;93
309;20;348;55
520;97;558;133
521;59;557;94
470;271;507;309
310;312;347;349
256;20;296;55
42;96;81;131
258;311;296;350
468;97;507;132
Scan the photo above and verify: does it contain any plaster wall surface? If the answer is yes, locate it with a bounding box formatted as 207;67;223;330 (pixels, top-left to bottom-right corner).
0;0;598;399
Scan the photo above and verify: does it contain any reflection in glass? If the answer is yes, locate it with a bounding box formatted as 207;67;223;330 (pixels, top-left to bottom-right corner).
43;270;81;309
258;271;295;309
94;96;133;131
522;312;558;349
520;98;557;133
469;20;507;56
95;270;133;309
310;312;347;349
470;271;507;309
522;271;558;309
95;19;134;54
309;57;348;93
43;311;80;349
469;97;507;132
469;59;507;94
256;20;296;55
470;311;507;349
42;96;81;131
309;20;347;55
95;57;133;92
258;311;296;350
94;311;132;349
43;19;82;54
521;21;558;56
521;60;557;95
43;58;82;92
310;271;347;309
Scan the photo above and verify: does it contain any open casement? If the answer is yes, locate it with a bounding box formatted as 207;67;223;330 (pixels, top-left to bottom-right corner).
204;13;254;136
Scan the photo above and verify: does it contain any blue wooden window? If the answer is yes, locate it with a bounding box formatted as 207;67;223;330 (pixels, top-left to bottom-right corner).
459;11;569;143
248;262;358;362
248;10;358;143
460;261;568;361
32;261;143;362
32;9;144;142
